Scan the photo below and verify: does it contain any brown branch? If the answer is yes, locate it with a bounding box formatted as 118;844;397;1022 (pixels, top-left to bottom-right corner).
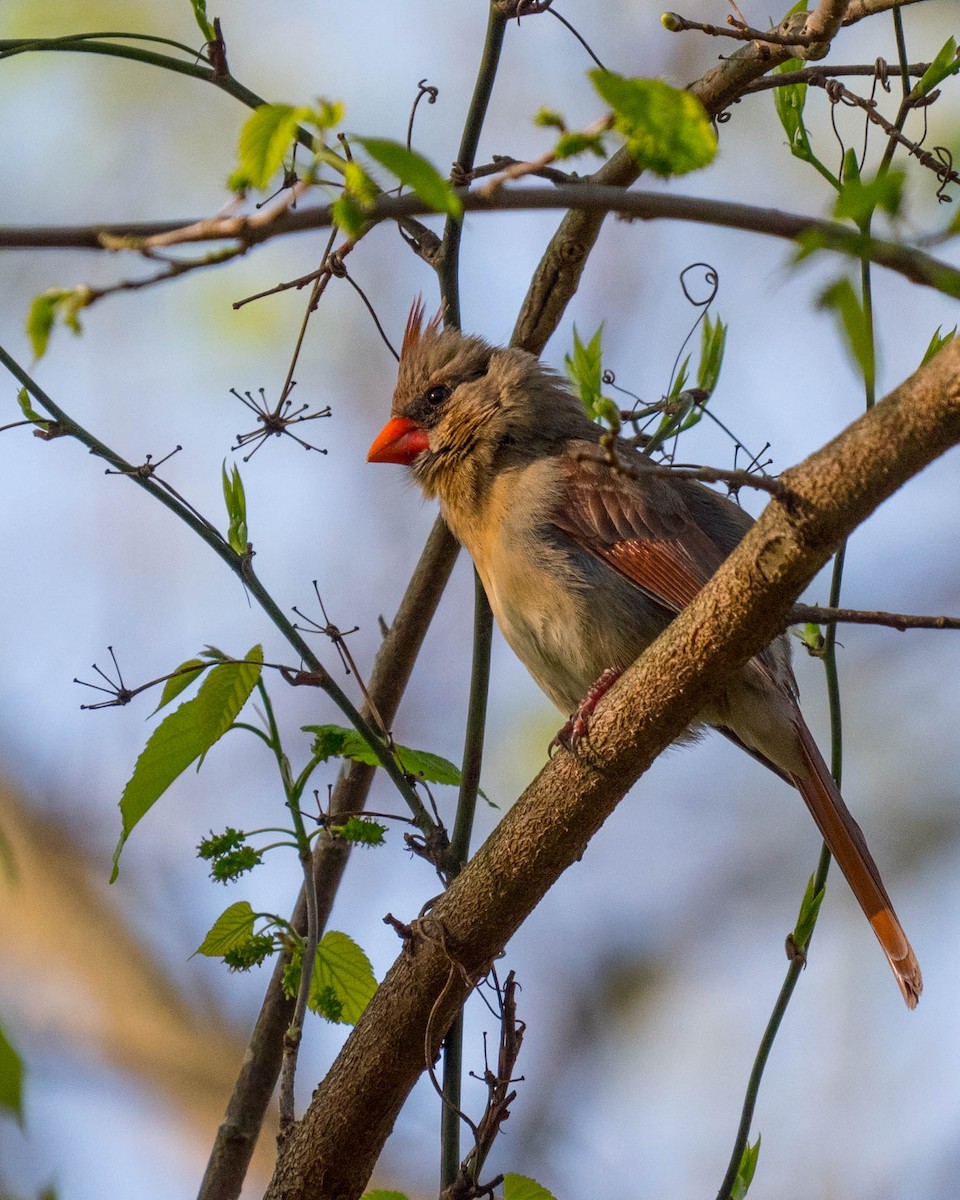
791;604;960;632
743;62;930;93
10;189;958;303
197;518;459;1200
263;341;960;1200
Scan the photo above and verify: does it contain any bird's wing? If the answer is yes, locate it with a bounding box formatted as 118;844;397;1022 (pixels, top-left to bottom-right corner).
550;446;733;614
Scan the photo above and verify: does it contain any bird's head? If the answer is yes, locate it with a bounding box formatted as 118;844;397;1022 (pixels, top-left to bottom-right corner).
367;300;596;508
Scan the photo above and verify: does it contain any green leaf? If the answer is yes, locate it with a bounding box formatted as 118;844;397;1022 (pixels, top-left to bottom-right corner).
360;1192;410;1200
793;875;825;950
311;98;345;131
534;108;566;130
696;312;727;395
151;658;206;715
309;931;377;1024
565;324;603;412
334;816;387;846
588;71;715;176
731;1135;762;1200
0;1020;24;1124
353;136;462;218
26;287;91;359
111;647;263;880
554;131;607;159
818;277;874;389
189;0;216;42
795;622;826;657
834;150;904;225
16;386;46;425
304;723;469;789
221;462;248;554
921;324;957;366
332;193;367;238
196;900;257;956
503;1175;559;1200
910;37;960;100
237;104;312;190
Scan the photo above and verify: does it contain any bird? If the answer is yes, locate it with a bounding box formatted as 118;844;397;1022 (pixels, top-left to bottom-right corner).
367;301;922;1008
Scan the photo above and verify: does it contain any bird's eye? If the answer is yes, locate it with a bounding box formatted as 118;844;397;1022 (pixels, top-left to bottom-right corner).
424;384;451;406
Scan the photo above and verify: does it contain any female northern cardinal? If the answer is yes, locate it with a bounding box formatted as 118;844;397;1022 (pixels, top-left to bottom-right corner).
368;303;921;1008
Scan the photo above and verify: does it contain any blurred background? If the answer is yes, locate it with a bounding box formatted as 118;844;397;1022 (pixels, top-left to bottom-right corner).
1;2;959;1198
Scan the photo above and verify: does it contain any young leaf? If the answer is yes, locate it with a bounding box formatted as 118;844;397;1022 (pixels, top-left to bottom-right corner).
818;277;874;390
151;658;206;715
834;150;904;225
921;324;957;366
304;724;462;787
221;462;248;554
309;931;377;1025
696;312;727;395
503;1175;559;1200
196;900;257;956
353;136;462;218
237;104;312;191
16;386;47;426
360;1192;410;1200
589;71;715;176
910;37;960;100
795;622;826;657
26;287;91;359
111;647;263;880
0;1020;24;1125
793;874;825;950
332;193;367;238
189;0;216;41
334;816;387;847
565;324;604;412
343;160;379;206
731;1135;762;1200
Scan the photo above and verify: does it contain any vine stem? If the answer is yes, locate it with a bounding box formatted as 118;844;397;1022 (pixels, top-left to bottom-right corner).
436;7;507;1189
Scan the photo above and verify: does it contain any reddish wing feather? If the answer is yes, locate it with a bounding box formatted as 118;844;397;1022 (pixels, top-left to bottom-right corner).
553;451;727;614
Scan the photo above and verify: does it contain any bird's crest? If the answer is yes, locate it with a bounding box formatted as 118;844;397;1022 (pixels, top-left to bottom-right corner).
402;297;443;358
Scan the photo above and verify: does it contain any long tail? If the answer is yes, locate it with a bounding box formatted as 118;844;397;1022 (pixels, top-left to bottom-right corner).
790;717;922;1008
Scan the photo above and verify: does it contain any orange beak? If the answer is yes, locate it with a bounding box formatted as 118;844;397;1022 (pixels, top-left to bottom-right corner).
367;416;430;465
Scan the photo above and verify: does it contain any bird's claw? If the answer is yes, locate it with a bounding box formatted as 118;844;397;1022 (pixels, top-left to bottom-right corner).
548;667;622;756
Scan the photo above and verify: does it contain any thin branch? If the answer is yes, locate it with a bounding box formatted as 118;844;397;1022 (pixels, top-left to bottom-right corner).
8;188;958;299
435;4;508;325
743;62;929;92
0;346;433;832
791;604;960;631
197;519;459;1200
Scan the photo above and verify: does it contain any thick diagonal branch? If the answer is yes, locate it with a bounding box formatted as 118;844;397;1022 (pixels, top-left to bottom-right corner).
264;344;960;1200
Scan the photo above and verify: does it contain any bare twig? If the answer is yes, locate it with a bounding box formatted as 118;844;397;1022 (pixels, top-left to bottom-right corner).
790;604;960;632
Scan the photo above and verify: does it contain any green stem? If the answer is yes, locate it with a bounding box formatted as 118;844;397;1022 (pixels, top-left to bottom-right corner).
447;574;494;877
719;106;889;1200
0;345;434;834
436;5;507;324
440;575;494;1187
435;10;506;1188
0;36;323;152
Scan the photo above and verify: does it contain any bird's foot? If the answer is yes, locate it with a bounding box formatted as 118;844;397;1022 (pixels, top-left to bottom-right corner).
548;667;622;755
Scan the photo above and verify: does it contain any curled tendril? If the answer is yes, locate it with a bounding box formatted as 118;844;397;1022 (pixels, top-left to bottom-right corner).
406;79;439;151
933;146;955;204
679;262;719;309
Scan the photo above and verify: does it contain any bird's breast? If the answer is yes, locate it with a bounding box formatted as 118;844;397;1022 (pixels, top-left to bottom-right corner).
443;461;664;714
